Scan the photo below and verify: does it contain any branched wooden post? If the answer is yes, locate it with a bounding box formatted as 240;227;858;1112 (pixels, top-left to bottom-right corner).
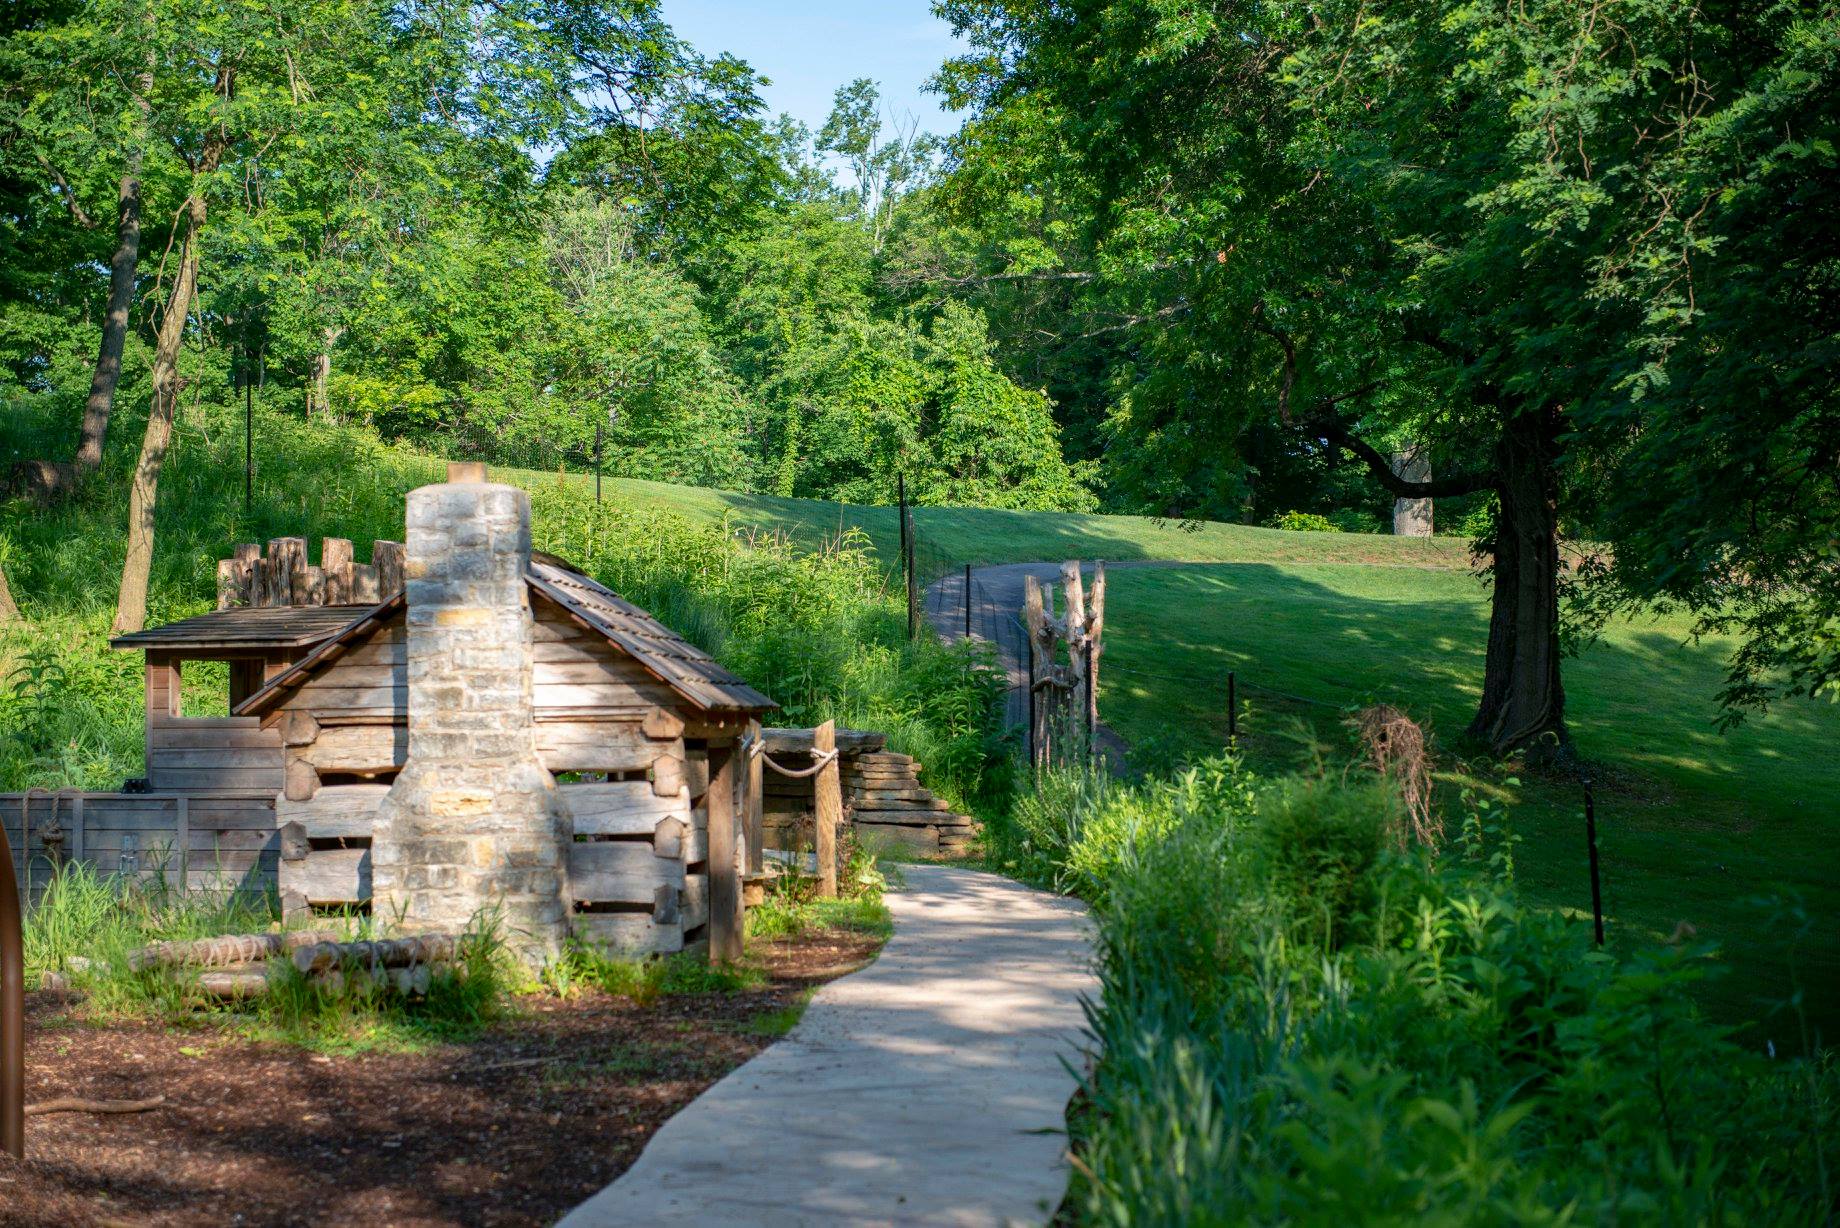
813;720;842;898
744;720;764;879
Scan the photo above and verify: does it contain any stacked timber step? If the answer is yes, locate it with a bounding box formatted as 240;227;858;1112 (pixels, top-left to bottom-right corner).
758;727;979;858
845;751;977;856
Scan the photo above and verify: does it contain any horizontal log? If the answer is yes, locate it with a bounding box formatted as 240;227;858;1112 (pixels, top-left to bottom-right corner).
559;779;688;837
536;722;662;774
147;747;284;770
276;785;388;839
299;723;407;775
292;934;458;975
568;841;683;905
762;727;887;755
280;846;369;903
851;809;972;828
570;913;685;958
128;929;343;973
195;968;272;1000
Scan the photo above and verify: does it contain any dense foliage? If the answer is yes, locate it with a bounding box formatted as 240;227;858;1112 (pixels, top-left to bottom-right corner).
0;4;1089;513
992;759;1837;1224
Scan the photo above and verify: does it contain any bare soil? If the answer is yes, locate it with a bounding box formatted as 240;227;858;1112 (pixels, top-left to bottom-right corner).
0;927;882;1227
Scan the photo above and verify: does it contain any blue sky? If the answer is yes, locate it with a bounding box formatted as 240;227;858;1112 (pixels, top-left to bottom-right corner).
661;1;970;140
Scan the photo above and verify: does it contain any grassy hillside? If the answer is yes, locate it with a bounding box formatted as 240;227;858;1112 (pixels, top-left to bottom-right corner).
1097;564;1839;1045
566;474;1474;577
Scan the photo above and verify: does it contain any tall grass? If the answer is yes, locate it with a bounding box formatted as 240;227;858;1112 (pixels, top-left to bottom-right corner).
989;758;1837;1224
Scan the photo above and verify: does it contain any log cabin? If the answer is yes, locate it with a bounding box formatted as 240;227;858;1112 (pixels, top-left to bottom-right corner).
2;465;776;963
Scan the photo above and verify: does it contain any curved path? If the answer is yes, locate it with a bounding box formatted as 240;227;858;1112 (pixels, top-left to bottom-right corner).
559;864;1097;1228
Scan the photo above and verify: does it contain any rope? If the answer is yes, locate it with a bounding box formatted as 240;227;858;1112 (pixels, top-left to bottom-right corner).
759;747;840;779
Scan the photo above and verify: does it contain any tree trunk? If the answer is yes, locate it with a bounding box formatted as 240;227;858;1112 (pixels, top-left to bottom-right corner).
309;325;343;419
0;561;18;623
73;52;152;476
1466;409;1566;756
112;193;204;637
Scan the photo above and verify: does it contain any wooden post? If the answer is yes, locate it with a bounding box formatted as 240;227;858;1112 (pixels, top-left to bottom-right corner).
706;743;742;964
594;419;603;504
813;720;841;899
744;720;764;878
1088;562;1105;745
0;805;21;1159
174;797;189;893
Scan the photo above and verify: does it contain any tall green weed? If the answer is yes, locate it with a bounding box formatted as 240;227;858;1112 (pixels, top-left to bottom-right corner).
995;756;1837;1224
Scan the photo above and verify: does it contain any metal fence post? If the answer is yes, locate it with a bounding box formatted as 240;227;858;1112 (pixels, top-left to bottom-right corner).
1227;671;1238;745
1584;776;1605;945
594;419;603;504
964;564;973;637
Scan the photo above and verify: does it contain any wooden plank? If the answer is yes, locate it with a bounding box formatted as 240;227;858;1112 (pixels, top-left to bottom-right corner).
567;841;682;905
300;723;406;775
744;721;763;877
683;752;710;801
321;538;354;604
561;780;688;837
373;540;404;595
176;796;189;884
280;846;369;903
851;808;963;827
706;743;741;963
149;747;287;770
534;681;676;710
303;662;399;687
276;785;387;839
150;725;282;751
570;913;684;958
290;684;407;711
814;721;841;899
148;767;285;792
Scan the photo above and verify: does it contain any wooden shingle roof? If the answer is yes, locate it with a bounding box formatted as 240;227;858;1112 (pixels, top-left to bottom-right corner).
527;560;774;714
110;605;375;653
232;560;774;718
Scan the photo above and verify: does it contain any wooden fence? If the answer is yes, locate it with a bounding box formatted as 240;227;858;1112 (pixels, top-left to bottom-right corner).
1;791;280;902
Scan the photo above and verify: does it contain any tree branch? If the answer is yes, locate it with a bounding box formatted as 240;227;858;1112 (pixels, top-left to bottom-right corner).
36;152;97;228
1316;418;1497;497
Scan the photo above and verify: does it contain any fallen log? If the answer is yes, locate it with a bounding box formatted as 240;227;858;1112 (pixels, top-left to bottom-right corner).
315;964;434;998
128;930;344;973
291;934;459;976
196;968;274;1000
26;1095;166;1117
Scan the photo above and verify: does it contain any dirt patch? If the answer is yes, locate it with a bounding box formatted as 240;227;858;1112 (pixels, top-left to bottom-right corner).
0;927;883;1227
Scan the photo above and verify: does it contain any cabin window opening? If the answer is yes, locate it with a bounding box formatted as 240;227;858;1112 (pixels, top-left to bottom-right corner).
570;832;653;845
177;658;232;718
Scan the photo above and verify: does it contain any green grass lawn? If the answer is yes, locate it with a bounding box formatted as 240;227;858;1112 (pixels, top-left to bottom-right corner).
1096;564;1839;1048
532;472;1473;578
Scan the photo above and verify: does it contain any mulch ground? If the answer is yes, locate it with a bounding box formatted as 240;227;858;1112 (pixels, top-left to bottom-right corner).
0;927;882;1227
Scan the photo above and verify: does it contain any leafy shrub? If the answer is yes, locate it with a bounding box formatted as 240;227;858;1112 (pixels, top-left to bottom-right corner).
1003;764;1837;1224
1265;510;1342;532
1326;508;1385;534
1253;776;1391;946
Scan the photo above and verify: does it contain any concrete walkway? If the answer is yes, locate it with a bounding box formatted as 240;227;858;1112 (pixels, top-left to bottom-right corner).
559;864;1097;1228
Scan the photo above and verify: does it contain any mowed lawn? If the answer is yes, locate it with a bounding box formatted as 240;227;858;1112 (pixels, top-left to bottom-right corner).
1097;563;1839;1048
535;473;1473;575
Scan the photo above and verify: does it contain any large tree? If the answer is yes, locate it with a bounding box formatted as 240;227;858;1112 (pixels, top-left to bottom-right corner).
936;0;1840;752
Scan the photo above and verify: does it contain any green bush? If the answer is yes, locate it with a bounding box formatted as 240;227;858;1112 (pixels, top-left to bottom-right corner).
1265;510;1342;532
998;762;1837;1224
1253;776;1391;947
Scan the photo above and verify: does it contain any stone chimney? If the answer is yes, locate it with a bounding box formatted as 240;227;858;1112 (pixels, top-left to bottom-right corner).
370;462;570;966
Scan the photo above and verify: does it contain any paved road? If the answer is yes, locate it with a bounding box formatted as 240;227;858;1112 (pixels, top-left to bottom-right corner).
558;864;1097;1228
